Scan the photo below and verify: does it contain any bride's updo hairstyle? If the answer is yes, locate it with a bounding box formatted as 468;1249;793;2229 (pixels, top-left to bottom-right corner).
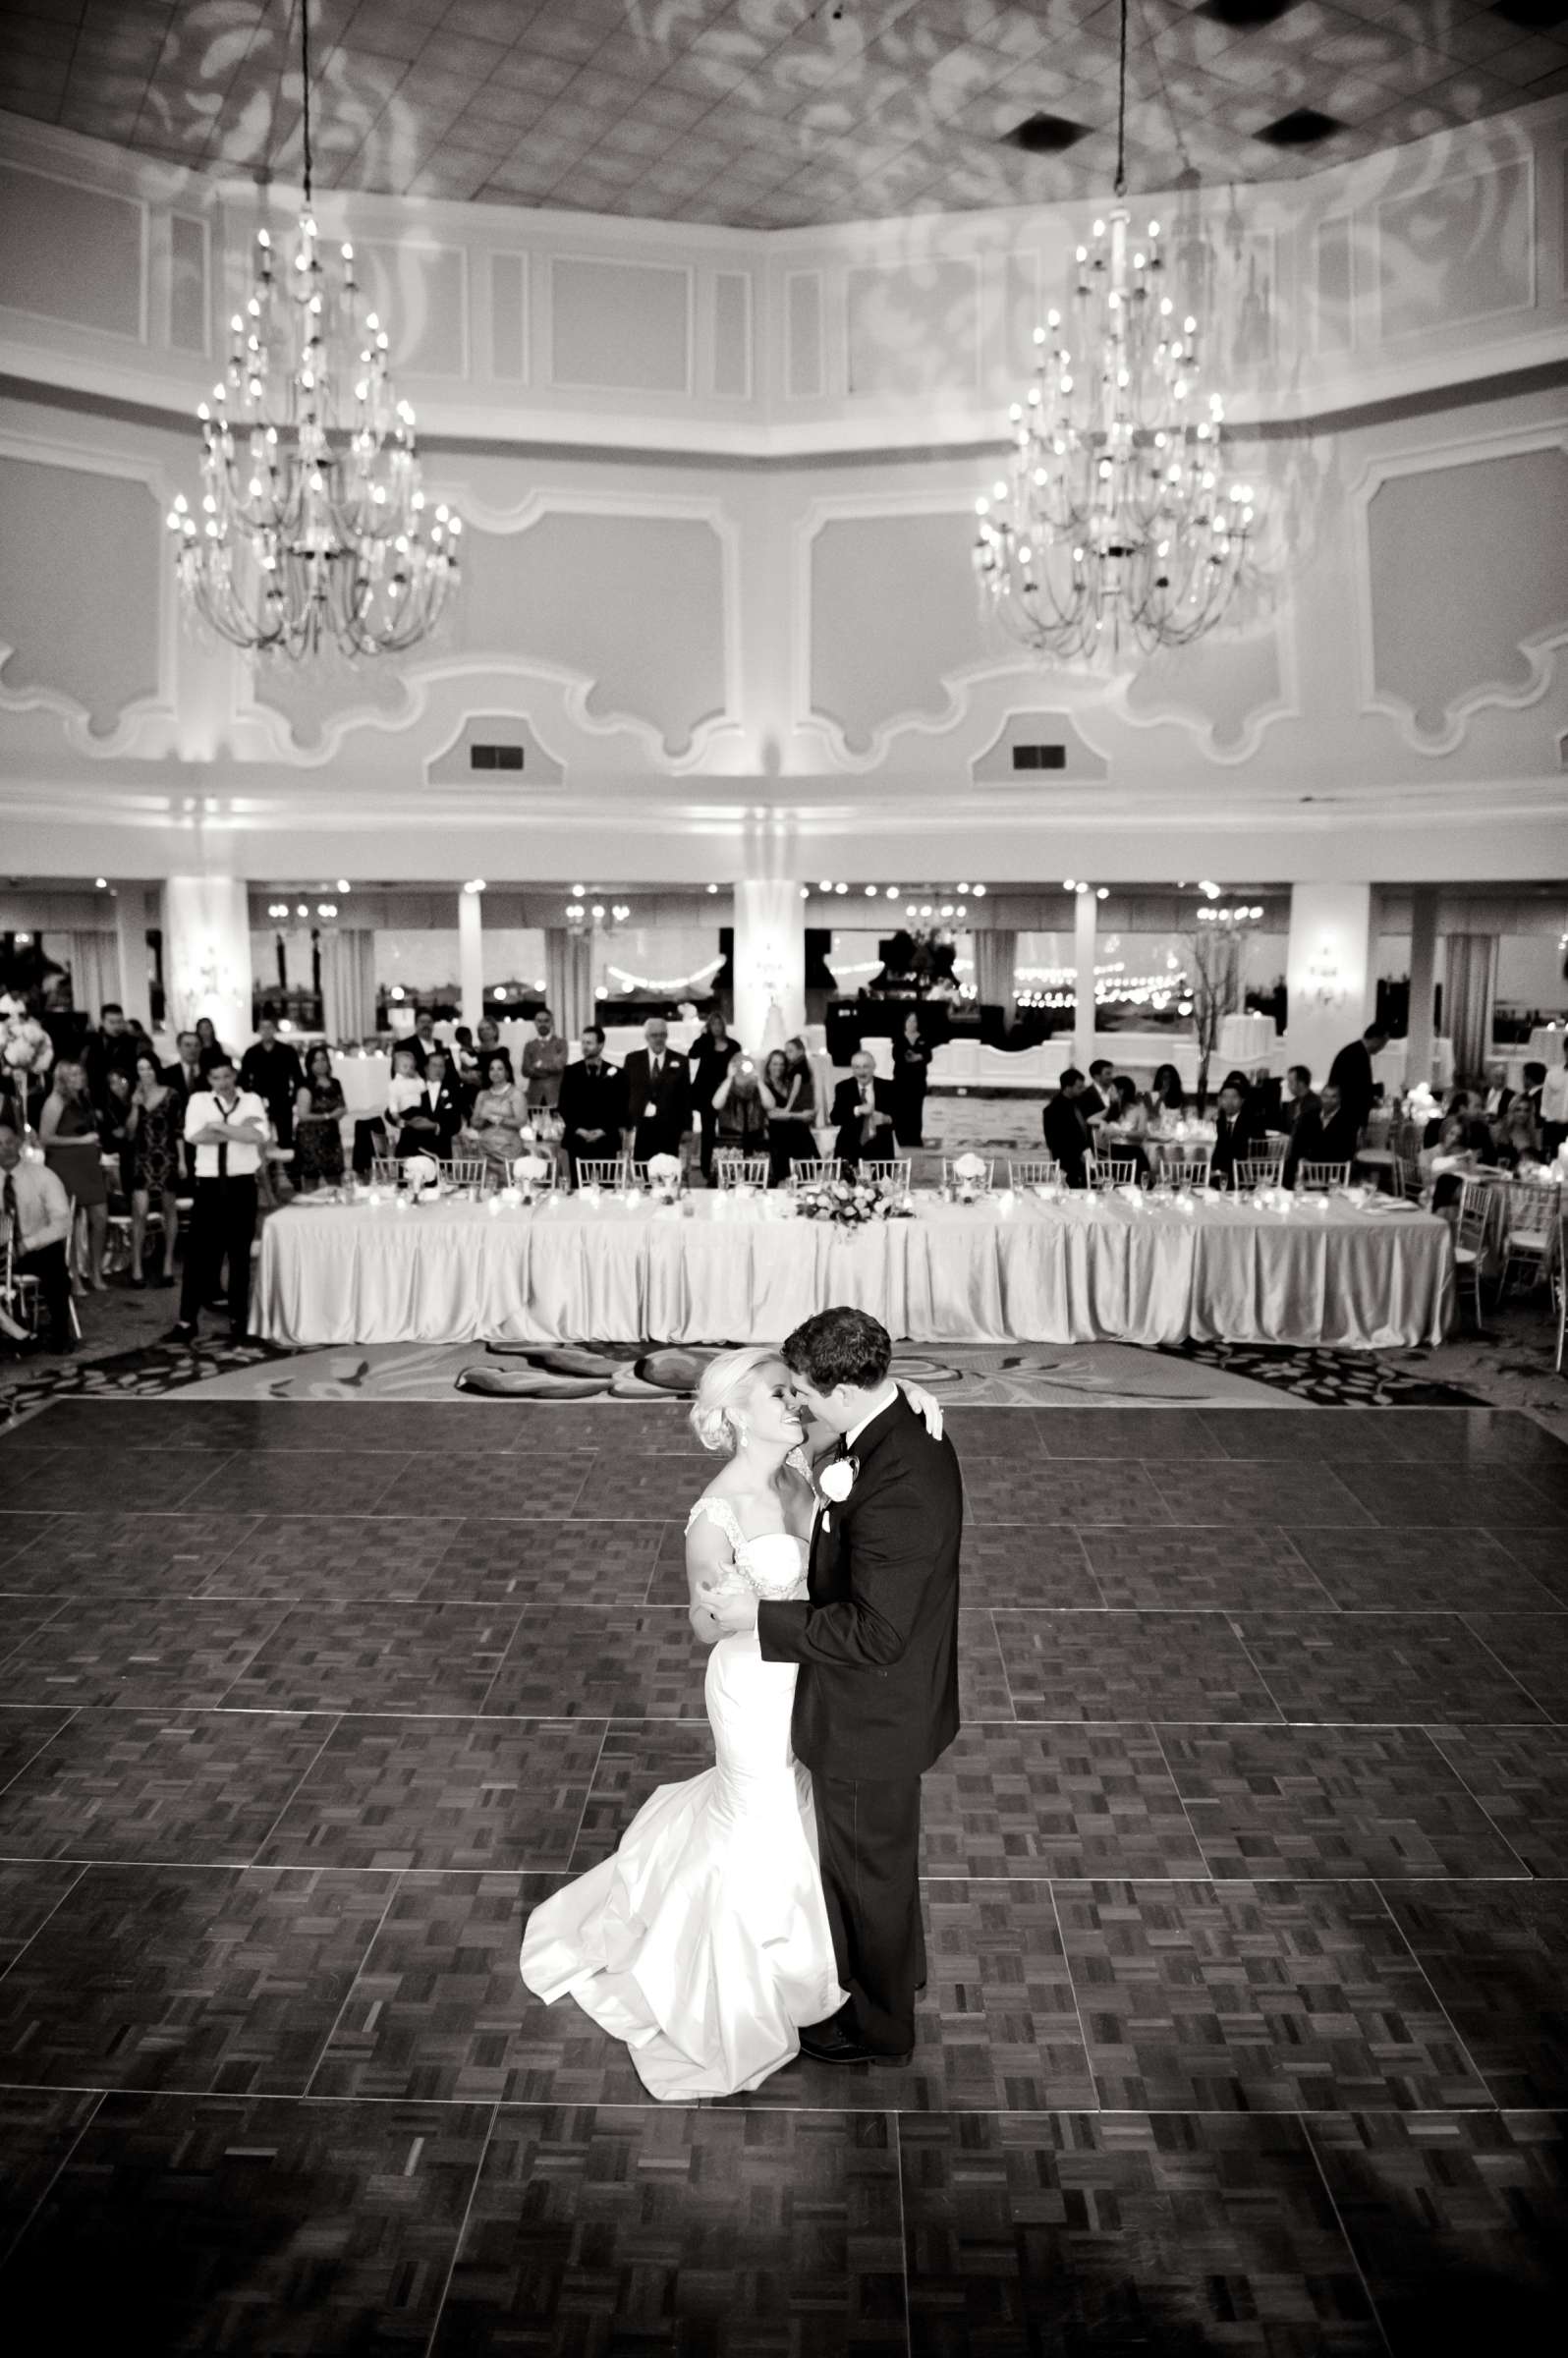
690;1346;779;1454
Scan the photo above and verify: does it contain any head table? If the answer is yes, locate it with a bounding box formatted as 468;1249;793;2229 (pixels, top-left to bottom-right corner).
253;1186;1453;1352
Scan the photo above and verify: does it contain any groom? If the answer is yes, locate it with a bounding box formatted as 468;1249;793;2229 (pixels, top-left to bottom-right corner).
709;1306;963;2065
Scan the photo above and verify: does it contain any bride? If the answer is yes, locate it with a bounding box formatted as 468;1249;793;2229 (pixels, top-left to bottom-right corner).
519;1344;940;2102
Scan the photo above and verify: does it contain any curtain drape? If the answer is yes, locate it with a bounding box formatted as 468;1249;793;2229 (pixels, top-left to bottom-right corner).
545;927;595;1046
973;928;1019;1019
55;930;118;1020
320;929;376;1044
1442;932;1496;1082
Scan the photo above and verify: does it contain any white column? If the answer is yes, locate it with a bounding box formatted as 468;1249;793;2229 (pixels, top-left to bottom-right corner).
459;884;484;1031
1284;882;1374;1091
162;874;252;1050
1073;888;1097;1071
113;885;152;1034
1406;885;1437;1090
733;879;806;1056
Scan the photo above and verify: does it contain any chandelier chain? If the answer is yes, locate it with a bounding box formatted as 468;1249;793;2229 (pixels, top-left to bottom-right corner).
299;0;313;206
1114;0;1127;200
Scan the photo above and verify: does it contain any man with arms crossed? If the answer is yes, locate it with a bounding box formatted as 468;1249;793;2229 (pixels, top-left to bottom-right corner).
705;1306;962;2066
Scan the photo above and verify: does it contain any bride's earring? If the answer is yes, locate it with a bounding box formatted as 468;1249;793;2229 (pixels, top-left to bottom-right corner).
730;1414;750;1448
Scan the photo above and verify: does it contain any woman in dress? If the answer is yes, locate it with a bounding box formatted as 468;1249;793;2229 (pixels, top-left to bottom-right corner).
38;1058;108;1291
759;1047;818;1187
294;1044;346;1192
891;1010;931;1148
1148;1062;1186;1121
464;1050;530;1180
520;1348;942;2101
709;1050;769;1173
126;1049;179;1286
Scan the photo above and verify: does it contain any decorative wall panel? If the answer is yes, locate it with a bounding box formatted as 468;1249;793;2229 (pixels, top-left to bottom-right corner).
712;270;751;400
356;240;467;376
1123;621;1293;762
168;212;207;355
972;712;1108;784
808;507;992;755
1363;440;1568;745
0;165;142;339
1376;158;1534;339
845;259;980;397
489;253;526;382
550;257;690;393
426;714;564;787
0;455;161;733
785;271;823;400
1314;214;1354;356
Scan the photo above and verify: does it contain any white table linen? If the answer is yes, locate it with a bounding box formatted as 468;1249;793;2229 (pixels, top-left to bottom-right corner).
255;1189;1453;1350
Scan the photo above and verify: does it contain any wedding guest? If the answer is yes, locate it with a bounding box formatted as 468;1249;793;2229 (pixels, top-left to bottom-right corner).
760;1046;817;1186
1100;1073;1150;1179
166;1054;267;1343
831;1048;896;1169
1420;1109;1481;1212
38;1058;108;1290
408;1010;443;1071
126;1049;180;1286
622;1017;692;1165
194;1016;230;1075
1284;1080;1362;1185
710;1051;769;1165
1481;1062;1515;1125
1148;1062;1186;1119
891;1011;932;1148
522;1007;569;1116
1042;1067;1094;1186
1281;1063;1320;1137
396;1046;460;1158
781;1036;820;1119
165;1030;203;1098
1210;1078;1262;1182
465;1050;531;1179
293;1043;347;1192
1327;1021;1387;1138
240;1015;306;1149
451;1025;477;1080
101;1066;136;1203
559;1026;626;1182
1082;1057;1115;1124
0;1113;74;1351
1499;1097;1542;1170
688;1009;743;1179
85;1002;140;1104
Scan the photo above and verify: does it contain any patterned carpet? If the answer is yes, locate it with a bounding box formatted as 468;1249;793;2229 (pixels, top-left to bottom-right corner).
0;1395;1564;2352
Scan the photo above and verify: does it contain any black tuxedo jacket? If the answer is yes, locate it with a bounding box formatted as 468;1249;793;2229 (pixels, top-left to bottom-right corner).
622;1048;691;1156
1327;1039;1375;1130
1042;1091;1093;1180
1210;1105;1262;1176
395;1077;461;1154
757;1394;962;1783
558;1057;627;1147
831;1074;896;1164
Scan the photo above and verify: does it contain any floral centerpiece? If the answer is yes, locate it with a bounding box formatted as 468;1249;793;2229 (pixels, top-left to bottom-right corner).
647;1151;684;1205
795;1176;915;1231
512;1150;552;1201
951;1152;989;1204
1;994;53;1105
401;1151;442;1201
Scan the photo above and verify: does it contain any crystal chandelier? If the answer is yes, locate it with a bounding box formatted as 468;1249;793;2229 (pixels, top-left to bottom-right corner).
975;0;1254;659
167;0;460;658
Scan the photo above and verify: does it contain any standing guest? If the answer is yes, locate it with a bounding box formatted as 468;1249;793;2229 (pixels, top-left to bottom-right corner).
293;1044;347;1193
38;1058;109;1291
709;1051;769;1167
891;1012;932;1148
165;1030;203;1098
384;1043;428;1157
0;1113;75;1351
1209;1079;1261;1183
559;1026;627;1182
166;1055;267;1343
240;1016;306;1150
395;1046;460;1159
101;1067;137;1203
760;1046;818;1186
781;1037;820;1118
623;1017;692;1166
85;1002;140;1104
451;1025;477;1079
194;1016;230;1076
830;1049;896;1170
1042;1067;1095;1187
1327;1022;1388;1140
1148;1063;1186;1120
688;1009;743;1179
126;1049;180;1287
1538;1058;1568;1159
465;1050;531;1180
408;1010;443;1072
521;1007;570;1119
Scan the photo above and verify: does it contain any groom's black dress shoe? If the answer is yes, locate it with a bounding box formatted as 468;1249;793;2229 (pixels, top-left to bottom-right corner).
798;2014;913;2068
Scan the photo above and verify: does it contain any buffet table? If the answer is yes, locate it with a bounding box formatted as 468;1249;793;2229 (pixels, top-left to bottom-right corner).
254;1188;1453;1351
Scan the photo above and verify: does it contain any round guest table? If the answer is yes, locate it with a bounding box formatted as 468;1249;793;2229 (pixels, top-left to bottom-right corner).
253;1187;1454;1351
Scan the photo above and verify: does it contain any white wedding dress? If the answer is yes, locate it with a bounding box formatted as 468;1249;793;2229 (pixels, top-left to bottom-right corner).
519;1498;844;2101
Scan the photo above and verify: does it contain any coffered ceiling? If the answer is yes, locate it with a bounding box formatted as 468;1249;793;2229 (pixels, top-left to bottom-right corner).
3;0;1567;229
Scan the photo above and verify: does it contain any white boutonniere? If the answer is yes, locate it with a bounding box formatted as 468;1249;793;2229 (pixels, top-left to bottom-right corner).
816;1455;857;1530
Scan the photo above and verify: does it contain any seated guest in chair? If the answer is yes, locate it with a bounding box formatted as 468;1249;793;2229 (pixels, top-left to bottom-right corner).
831;1049;896;1170
1147;1062;1186;1120
1082;1057;1115;1125
1209;1079;1262;1183
1281;1063;1320;1140
0;1113;75;1352
559;1027;627;1182
394;1047;460;1160
1042;1067;1095;1187
1283;1081;1362;1186
622;1017;692;1167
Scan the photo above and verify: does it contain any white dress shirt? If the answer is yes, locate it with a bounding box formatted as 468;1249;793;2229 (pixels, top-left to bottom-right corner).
2;1156;73;1253
183;1089;267;1178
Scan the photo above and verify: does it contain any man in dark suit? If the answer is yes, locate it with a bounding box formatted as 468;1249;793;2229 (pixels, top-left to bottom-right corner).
1209;1079;1262;1182
1042;1067;1095;1186
239;1015;306;1149
559;1025;627;1181
392;1047;462;1158
1327;1023;1387;1139
1082;1057;1115;1125
1284;1081;1363;1184
830;1049;896;1168
706;1307;962;2067
621;1016;691;1164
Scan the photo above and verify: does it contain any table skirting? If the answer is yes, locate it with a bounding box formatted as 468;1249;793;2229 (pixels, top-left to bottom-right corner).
253;1191;1454;1351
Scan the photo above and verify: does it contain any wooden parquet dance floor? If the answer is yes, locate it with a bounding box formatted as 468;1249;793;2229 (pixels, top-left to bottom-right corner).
0;1395;1565;2353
